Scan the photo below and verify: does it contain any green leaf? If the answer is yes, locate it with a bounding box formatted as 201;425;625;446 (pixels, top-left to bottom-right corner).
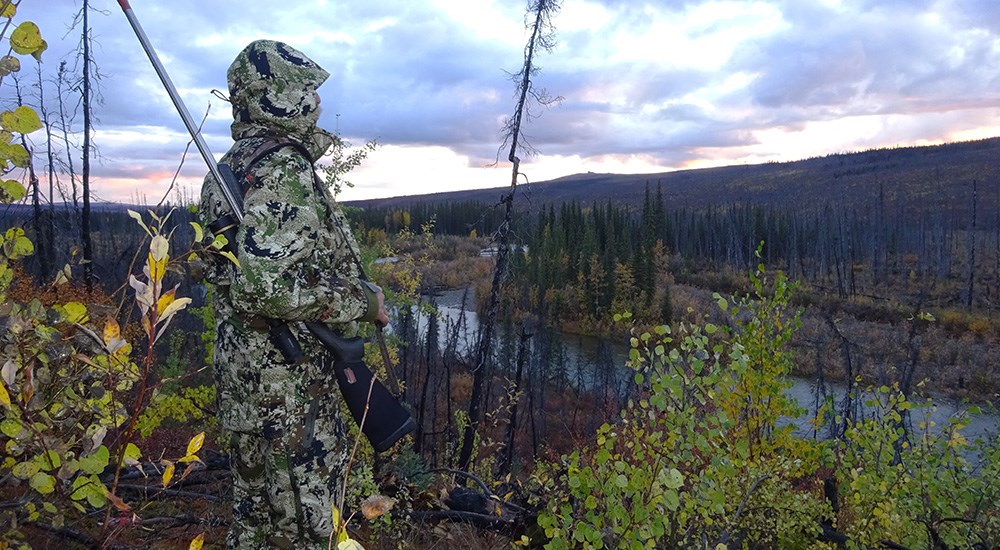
12;460;39;479
56;302;89;324
0;106;42;134
0;179;26;202
0;142;30;167
124;443;142;466
220;250;240;269
190;221;203;243
78;445;110;475
30;471;56;494
1;417;22;438
10;22;44;56
34;450;61;471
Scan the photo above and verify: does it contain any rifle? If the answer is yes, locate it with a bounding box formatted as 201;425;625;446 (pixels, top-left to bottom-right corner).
117;0;415;453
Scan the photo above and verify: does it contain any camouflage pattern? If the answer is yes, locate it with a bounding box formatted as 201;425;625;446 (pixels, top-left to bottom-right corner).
198;40;376;549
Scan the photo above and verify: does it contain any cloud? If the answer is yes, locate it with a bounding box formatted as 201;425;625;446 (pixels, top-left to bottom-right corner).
4;0;1000;202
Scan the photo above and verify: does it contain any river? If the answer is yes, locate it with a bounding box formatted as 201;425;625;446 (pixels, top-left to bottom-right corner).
412;288;999;447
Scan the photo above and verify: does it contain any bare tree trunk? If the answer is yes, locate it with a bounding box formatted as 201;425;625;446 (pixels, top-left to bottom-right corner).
81;0;94;290
56;61;80;213
37;63;56;279
457;0;561;472
965;180;977;309
496;328;531;477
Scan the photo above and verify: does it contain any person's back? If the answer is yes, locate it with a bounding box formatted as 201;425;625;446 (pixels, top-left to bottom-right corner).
199;40;385;549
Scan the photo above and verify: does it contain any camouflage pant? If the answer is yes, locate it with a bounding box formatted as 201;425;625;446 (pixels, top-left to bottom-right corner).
214;319;348;549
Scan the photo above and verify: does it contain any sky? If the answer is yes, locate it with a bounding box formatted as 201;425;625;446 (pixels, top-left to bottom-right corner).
6;0;1000;204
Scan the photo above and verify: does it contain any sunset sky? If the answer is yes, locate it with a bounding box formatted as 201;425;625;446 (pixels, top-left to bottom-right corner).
8;0;1000;203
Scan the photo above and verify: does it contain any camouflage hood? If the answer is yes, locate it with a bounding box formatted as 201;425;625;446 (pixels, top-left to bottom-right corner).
227;40;336;160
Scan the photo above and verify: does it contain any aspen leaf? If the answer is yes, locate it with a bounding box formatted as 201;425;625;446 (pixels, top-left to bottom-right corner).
102;318;121;343
3;227;33;258
1;3;15;17
189;533;205;550
338;540;365;550
0;142;29;167
123;443;142;467
30;39;47;62
0;105;42;134
211;233;228;250
0;53;22;74
78;445;109;475
10;22;43;55
57;302;88;324
1;179;26;202
1;417;21;438
30;472;55;494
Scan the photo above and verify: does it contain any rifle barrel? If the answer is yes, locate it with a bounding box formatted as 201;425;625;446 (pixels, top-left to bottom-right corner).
118;3;243;223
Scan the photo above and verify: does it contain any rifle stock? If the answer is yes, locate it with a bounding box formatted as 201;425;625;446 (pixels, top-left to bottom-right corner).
305;322;416;452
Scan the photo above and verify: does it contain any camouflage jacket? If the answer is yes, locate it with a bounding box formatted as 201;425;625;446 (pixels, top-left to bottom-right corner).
198;40;376;335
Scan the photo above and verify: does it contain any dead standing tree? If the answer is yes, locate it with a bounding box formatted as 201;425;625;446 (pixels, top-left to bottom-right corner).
457;0;562;472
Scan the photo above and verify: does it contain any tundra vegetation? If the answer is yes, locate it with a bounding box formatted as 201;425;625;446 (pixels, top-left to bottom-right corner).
2;1;999;549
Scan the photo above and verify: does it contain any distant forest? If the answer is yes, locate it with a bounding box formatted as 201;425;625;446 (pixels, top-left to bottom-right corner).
349;140;1000;321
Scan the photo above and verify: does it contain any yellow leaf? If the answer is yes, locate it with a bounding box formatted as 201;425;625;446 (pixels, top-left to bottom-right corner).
58;302;88;324
148;252;168;283
1;2;16;17
361;495;396;520
337;539;365;550
0;380;10;409
189;533;205;550
10;22;43;56
103;318;121;346
156;288;176;317
331;504;341;530
162;460;175;488
186;432;206;457
190;222;203;243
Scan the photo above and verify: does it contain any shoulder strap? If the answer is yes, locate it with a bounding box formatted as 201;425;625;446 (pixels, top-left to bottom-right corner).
237;138;313;194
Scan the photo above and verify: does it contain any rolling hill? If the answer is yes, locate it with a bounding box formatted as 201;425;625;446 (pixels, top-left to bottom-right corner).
348;137;1000;220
